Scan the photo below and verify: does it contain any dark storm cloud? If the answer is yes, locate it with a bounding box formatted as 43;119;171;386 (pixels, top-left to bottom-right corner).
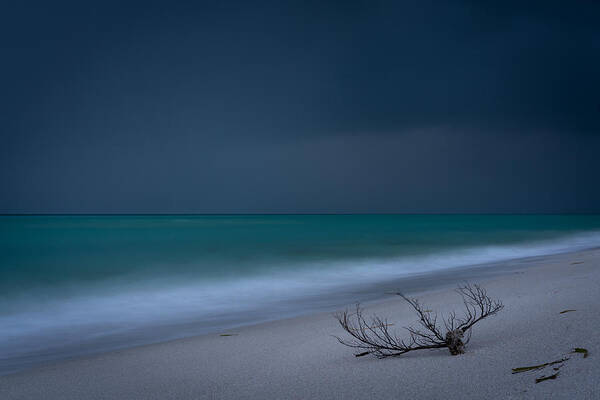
1;1;599;213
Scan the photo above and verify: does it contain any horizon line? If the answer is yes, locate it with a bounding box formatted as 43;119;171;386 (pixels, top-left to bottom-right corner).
1;212;598;216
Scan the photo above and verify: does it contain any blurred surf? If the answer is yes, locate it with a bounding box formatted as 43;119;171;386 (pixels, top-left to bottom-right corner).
1;214;599;374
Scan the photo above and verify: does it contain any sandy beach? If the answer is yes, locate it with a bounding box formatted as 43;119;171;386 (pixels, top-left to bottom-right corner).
1;248;599;399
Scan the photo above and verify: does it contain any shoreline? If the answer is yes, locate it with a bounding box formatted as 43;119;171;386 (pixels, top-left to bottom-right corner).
1;247;599;398
2;246;596;377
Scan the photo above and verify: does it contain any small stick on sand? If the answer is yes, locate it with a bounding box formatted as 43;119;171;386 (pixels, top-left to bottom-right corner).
571;348;589;358
511;358;569;374
535;373;559;383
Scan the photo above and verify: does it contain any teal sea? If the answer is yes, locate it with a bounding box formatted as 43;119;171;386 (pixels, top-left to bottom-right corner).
2;214;600;374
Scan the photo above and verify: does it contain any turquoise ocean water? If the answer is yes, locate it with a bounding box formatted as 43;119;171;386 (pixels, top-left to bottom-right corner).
1;214;600;373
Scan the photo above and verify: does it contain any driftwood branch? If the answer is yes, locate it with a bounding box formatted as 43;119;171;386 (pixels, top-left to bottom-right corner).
334;283;503;357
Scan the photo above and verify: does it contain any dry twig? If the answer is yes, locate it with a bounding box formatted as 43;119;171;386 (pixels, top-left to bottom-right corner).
334;283;503;357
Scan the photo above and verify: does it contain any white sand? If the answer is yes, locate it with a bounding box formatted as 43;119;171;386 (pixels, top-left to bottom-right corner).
1;249;599;399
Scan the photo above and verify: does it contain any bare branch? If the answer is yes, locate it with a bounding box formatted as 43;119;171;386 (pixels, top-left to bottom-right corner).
335;283;503;357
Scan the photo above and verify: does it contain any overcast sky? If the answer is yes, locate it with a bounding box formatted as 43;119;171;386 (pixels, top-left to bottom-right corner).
1;1;599;213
